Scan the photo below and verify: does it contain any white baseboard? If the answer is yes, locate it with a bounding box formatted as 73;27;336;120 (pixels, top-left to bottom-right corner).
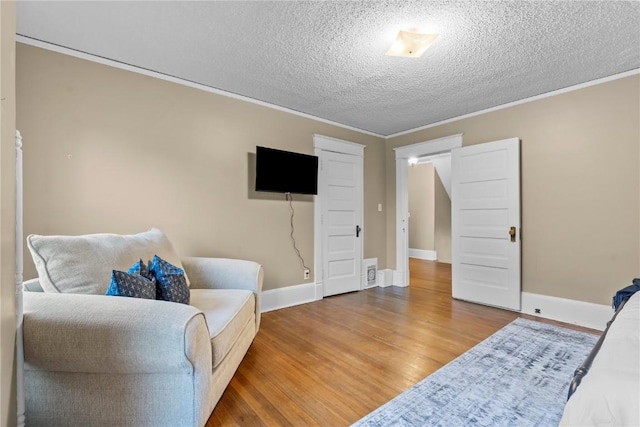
408;248;437;261
260;283;614;333
260;282;322;313
521;292;613;331
378;269;394;287
392;270;407;287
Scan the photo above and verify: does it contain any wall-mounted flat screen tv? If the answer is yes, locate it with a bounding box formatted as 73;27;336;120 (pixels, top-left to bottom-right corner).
255;146;318;195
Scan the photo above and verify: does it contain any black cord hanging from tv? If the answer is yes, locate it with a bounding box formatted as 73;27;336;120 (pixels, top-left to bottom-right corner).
285;192;309;272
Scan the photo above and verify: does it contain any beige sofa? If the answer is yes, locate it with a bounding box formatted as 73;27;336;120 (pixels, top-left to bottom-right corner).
22;229;263;427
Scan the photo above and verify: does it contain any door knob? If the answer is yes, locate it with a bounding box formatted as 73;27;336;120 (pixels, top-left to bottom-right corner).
509;226;516;242
356;225;362;238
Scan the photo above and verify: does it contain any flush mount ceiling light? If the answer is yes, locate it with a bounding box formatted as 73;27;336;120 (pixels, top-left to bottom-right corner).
386;30;439;58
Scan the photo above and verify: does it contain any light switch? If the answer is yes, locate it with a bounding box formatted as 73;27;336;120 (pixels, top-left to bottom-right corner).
378;203;382;212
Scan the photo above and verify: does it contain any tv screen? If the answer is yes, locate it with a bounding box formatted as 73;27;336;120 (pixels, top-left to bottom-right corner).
255;146;318;195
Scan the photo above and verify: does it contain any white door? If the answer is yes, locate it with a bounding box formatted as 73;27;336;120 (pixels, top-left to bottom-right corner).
320;150;363;297
451;138;521;311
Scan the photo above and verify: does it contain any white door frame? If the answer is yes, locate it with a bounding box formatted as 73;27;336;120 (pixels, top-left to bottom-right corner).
394;134;463;287
313;134;366;298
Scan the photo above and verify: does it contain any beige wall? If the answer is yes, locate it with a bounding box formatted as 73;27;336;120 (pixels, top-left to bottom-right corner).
16;44;387;291
0;2;17;426
387;75;640;305
434;171;451;264
13;40;640;305
408;163;434;250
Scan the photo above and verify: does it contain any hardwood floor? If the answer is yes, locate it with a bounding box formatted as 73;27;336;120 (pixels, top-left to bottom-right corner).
208;259;598;426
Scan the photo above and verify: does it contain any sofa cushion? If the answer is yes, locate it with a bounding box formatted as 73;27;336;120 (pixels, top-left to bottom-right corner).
189;289;255;368
27;228;189;294
150;255;190;305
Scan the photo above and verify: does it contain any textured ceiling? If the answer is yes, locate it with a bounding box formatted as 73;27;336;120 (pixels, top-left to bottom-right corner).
16;1;640;137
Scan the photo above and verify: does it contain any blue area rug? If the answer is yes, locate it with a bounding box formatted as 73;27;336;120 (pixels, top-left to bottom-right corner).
353;318;599;427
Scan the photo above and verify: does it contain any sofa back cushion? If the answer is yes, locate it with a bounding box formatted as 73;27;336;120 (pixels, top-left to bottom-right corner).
27;228;189;294
23;279;44;292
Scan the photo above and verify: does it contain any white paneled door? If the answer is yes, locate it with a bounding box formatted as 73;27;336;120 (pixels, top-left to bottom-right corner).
451;138;521;310
321;150;363;297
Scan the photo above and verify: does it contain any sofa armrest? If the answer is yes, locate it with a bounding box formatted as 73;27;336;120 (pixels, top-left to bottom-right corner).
24;292;211;374
181;257;263;330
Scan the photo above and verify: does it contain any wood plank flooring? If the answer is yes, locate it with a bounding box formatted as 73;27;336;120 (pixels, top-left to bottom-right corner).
207;259;598;426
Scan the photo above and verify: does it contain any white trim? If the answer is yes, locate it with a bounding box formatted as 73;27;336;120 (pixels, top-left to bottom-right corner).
313;133;366;156
392;270;406;287
394;134;464;159
521;292;612;331
394;134;463;287
260;282;322;313
313;134;365;298
256;283;616;330
395;157;409;286
386;69;640;139
377;269;394;288
15;130;25;427
17;35;384;138
415;152;451;164
408;249;437;261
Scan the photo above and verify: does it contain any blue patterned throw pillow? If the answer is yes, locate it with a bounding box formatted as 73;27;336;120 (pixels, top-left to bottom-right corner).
105;270;156;299
127;258;152;279
149;255;190;305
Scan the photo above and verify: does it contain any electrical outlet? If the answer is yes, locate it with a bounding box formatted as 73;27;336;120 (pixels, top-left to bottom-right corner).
304;269;310;280
534;308;541;314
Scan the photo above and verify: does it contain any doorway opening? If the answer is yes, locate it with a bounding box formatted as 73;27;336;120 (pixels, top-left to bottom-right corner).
408;153;452;261
393;134;462;287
